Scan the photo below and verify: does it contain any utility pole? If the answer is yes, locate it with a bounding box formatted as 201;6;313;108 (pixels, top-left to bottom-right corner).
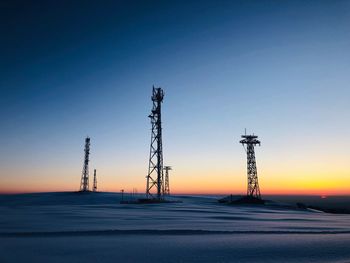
93;169;97;192
163;166;172;195
79;137;90;192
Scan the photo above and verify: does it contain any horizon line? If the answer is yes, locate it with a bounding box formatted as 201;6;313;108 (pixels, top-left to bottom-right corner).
0;190;349;197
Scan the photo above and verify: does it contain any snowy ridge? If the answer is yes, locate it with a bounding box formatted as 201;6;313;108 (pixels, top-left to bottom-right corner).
1;192;350;262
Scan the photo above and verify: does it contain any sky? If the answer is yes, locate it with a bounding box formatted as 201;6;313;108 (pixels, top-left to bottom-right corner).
0;0;349;195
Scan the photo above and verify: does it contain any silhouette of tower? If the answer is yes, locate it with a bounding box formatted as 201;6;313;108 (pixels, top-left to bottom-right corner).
146;87;164;200
163;166;172;195
93;169;97;192
79;137;90;192
240;132;261;199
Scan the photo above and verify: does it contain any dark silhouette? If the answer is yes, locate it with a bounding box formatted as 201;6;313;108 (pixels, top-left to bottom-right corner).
79;137;90;192
92;169;97;192
219;131;264;204
146;87;165;200
240;132;261;199
163;166;172;196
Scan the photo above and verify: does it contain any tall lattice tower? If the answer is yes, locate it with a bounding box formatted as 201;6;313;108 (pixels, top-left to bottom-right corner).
240;132;261;199
163;166;172;195
79;137;90;192
93;169;97;192
146;87;164;200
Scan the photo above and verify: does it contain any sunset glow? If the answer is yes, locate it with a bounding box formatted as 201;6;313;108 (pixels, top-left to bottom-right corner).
0;1;349;196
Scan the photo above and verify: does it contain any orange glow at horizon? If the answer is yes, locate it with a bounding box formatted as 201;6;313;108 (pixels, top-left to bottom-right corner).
1;170;349;196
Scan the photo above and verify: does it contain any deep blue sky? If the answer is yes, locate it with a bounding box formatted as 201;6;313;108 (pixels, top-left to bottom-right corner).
1;1;349;194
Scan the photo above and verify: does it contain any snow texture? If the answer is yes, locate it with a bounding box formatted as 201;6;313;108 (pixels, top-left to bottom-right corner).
0;192;350;262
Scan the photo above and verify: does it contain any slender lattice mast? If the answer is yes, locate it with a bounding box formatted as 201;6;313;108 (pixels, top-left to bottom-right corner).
146;87;164;200
163;166;172;195
80;137;90;192
240;132;261;199
93;169;97;192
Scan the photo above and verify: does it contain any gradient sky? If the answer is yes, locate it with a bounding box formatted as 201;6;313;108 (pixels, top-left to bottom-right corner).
1;0;349;195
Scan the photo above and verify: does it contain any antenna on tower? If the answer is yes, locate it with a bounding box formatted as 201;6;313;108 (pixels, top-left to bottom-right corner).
121;87;181;204
79;137;90;192
240;131;261;200
163;166;172;195
146;86;165;200
93;169;97;192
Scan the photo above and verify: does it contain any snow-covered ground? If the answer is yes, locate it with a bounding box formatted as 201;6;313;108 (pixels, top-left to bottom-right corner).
1;192;350;262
